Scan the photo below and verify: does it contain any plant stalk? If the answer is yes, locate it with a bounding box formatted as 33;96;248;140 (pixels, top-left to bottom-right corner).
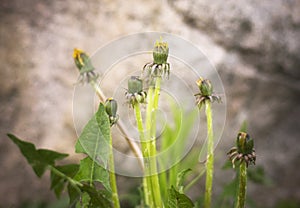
235;161;247;208
109;134;120;208
145;78;162;208
204;101;214;208
134;103;152;206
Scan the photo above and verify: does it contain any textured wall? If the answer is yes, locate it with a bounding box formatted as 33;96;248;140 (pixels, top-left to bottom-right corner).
1;0;299;207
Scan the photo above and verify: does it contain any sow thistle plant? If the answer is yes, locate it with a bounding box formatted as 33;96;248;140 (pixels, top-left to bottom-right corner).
7;39;257;208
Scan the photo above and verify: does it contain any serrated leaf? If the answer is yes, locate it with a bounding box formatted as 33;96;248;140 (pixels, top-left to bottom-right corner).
7;134;68;177
75;103;111;168
50;164;79;198
167;186;194;208
74;157;111;192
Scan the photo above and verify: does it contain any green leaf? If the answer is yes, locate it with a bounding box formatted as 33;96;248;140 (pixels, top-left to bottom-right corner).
167;186;194;208
75;103;111;168
176;168;192;193
68;183;81;206
74;157;111;192
7;134;68;177
50;164;79;198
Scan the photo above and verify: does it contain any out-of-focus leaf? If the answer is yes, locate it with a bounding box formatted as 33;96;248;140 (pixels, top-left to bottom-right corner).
7;134;68;177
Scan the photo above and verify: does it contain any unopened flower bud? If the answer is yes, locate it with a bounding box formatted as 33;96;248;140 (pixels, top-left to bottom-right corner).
236;132;254;155
153;39;169;64
196;77;213;96
128;76;143;94
105;98;118;126
73;48;94;73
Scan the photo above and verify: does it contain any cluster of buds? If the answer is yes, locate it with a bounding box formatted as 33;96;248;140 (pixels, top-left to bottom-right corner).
73;48;99;84
125;76;147;107
194;77;221;109
227;132;256;168
104;98;119;126
143;39;170;83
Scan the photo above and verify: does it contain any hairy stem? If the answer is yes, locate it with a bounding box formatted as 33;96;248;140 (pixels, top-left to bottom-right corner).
204;101;214;208
109;134;120;208
235;161;247;208
89;80;144;169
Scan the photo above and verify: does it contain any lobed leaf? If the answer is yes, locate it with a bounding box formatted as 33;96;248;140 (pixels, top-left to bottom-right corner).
7;134;68;177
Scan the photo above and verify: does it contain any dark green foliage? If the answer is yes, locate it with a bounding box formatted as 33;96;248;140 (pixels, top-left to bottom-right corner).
7;134;68;177
50;164;79;198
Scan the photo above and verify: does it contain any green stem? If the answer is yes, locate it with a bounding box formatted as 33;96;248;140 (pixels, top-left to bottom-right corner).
235;162;247;208
134;103;152;207
146;78;162;208
109;134;120;208
204;101;214;208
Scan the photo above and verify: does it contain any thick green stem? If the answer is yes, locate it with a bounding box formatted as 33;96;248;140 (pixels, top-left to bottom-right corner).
109;134;120;208
134;103;152;206
204;101;214;208
235;162;247;208
145;78;162;208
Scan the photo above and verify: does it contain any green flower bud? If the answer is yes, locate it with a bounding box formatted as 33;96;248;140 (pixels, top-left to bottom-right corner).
128;76;143;94
105;98;118;117
153;39;169;64
105;98;118;126
73;48;94;74
196;77;213;96
236;132;254;155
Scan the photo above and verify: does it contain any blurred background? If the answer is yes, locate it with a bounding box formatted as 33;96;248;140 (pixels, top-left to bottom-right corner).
0;0;299;207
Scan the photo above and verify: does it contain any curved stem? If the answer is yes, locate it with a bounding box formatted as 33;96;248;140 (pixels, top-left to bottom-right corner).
204;101;214;208
235;161;247;208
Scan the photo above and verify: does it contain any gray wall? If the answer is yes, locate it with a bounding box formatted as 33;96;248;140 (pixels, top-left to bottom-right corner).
1;0;299;207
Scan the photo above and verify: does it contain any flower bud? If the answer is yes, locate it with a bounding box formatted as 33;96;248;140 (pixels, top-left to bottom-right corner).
105;98;118;117
153;39;169;64
128;76;143;94
73;48;94;73
105;98;118;126
236;132;254;155
196;77;213;96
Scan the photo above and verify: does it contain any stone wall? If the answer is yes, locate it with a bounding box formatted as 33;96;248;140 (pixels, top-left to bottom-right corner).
0;0;299;206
